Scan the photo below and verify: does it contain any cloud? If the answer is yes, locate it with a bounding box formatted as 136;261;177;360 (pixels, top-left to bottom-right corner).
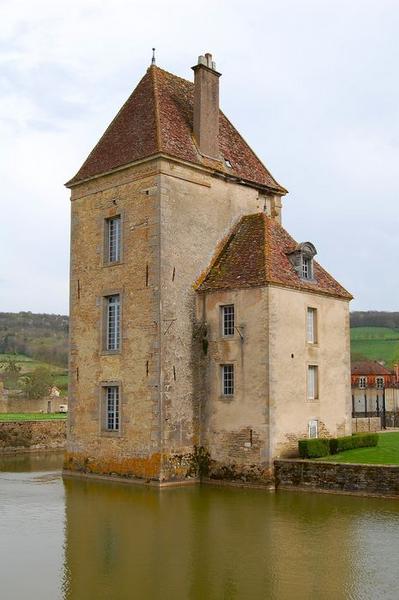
0;0;398;312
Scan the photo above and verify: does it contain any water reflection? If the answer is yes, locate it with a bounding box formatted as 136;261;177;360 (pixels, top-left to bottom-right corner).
62;477;399;600
1;453;399;600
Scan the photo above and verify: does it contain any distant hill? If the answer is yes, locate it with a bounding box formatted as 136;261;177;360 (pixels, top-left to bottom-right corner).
351;311;399;329
0;312;68;367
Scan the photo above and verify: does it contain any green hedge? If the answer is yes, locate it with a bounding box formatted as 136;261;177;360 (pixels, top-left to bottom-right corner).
298;438;330;458
298;433;378;458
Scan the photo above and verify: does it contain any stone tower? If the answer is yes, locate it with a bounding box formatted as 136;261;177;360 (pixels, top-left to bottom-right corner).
65;53;352;485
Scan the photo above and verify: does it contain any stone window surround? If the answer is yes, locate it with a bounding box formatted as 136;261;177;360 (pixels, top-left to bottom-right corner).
307;364;319;402
99;380;123;437
100;289;123;355
220;304;235;338
306;306;318;345
308;418;318;439
102;208;125;268
221;363;235;398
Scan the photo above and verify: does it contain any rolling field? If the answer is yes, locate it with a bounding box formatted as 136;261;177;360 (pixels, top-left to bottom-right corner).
351;327;399;367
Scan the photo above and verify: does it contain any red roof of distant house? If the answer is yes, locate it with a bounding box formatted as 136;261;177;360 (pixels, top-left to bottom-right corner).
351;360;393;376
66;65;286;192
196;212;352;299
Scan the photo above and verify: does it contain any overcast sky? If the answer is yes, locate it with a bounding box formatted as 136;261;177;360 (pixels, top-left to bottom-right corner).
1;0;398;314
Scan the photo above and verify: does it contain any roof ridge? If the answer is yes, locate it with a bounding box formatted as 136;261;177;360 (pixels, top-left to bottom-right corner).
150;66;162;151
262;213;271;281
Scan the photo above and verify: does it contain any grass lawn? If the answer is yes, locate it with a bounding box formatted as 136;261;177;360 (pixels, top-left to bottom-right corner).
0;413;67;422
320;432;399;465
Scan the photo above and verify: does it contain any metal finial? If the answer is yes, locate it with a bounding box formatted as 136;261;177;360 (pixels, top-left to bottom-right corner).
151;48;156;65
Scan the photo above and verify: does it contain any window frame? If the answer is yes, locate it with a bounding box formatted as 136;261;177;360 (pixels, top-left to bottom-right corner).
102;292;122;354
221;364;235;397
358;376;367;389
306;307;318;344
302;256;313;280
221;304;235;338
376;376;384;390
100;382;122;436
307;365;319;401
308;419;318;439
104;213;123;266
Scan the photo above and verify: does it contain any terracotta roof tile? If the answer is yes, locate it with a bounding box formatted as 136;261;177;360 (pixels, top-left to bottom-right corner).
66;66;286;192
197;213;352;300
351;360;393;376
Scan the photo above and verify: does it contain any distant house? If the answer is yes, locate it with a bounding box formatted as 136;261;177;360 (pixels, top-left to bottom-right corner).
351;360;399;419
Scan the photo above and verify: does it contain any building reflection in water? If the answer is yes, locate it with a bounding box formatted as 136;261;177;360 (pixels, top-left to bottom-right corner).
61;477;399;600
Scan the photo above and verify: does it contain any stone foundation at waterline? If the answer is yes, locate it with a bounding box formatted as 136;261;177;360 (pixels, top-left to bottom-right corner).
0;420;66;453
275;459;399;496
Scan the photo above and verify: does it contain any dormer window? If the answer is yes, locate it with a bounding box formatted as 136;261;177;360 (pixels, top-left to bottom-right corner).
287;242;317;281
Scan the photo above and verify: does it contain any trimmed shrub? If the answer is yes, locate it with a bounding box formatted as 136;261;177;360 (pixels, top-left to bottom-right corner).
352;433;378;449
336;436;354;452
298;433;378;459
329;438;339;455
336;433;378;453
298;438;330;458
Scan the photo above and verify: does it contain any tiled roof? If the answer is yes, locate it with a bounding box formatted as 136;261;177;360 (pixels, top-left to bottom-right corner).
66;65;286;192
196;213;352;300
351;360;393;376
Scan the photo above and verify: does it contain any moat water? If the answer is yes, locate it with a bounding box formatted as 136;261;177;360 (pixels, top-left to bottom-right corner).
1;453;399;599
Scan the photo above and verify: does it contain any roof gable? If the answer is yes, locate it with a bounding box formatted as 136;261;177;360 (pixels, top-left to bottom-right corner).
196;213;352;300
67;66;286;192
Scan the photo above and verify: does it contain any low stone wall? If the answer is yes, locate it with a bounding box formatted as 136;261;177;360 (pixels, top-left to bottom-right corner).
275;459;399;496
352;416;381;433
0;394;66;414
0;420;66;453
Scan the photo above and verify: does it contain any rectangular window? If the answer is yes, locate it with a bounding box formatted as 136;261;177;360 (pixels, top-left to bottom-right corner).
221;364;234;396
358;376;367;389
307;365;319;400
105;385;120;431
106;216;121;263
307;307;317;343
105;294;121;351
376;377;384;389
221;304;235;337
308;419;318;439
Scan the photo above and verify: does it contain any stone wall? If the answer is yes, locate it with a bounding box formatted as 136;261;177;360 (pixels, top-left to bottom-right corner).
0;393;65;414
352;417;381;433
0;420;66;453
275;458;399;496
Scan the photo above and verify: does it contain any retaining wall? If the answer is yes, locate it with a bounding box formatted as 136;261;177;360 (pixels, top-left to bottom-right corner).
275;459;399;496
0;420;66;453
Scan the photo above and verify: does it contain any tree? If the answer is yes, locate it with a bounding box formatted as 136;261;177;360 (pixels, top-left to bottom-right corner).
0;358;21;389
23;367;54;399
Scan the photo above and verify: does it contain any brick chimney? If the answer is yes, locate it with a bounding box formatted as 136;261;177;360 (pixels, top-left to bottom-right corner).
192;53;221;158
